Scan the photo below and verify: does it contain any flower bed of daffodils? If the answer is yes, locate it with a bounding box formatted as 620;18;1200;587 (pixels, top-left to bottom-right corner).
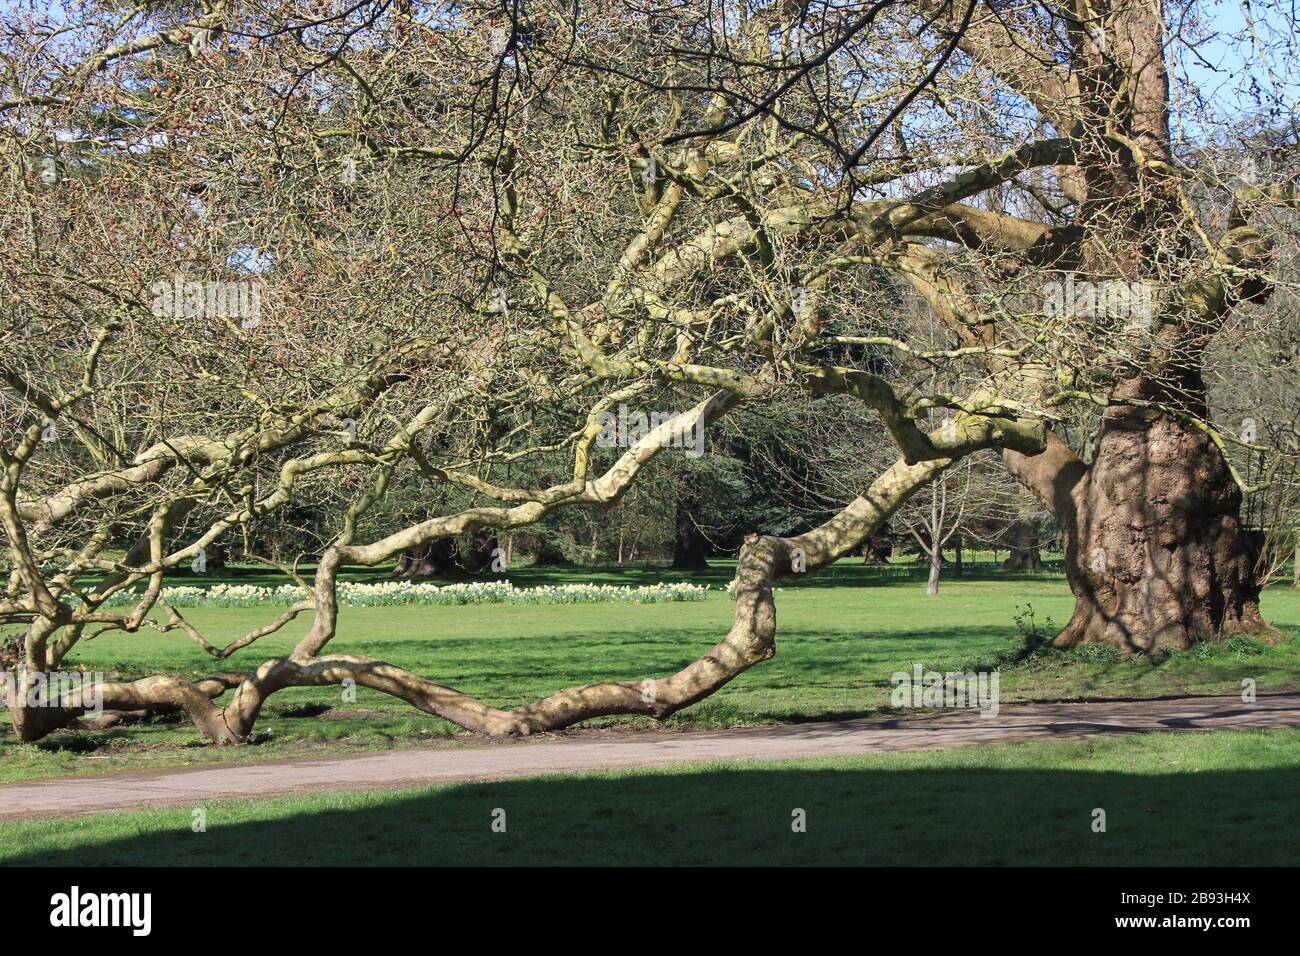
94;580;711;609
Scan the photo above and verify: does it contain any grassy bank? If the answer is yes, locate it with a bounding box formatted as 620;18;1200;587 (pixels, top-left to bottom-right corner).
3;729;1296;866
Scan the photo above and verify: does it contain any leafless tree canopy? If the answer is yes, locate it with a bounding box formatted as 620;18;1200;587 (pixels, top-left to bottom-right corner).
0;0;1296;742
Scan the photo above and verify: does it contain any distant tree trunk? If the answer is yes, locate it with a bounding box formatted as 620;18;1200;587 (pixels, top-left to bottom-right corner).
1293;538;1299;588
953;534;963;577
861;531;892;564
462;531;499;572
926;547;941;596
205;541;229;571
531;536;569;566
1001;519;1041;571
393;538;458;579
671;501;709;571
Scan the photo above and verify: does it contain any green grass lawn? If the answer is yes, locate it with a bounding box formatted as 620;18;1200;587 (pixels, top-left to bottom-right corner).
3;729;1295;866
2;565;1298;783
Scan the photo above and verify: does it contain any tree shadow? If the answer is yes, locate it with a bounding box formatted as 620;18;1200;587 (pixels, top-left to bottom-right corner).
4;761;1297;866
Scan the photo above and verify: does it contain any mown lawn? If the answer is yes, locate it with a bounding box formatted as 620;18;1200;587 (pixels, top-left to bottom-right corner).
2;564;1298;782
2;729;1295;866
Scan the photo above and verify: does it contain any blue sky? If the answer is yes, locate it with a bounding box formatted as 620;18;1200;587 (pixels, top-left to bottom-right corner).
1172;0;1300;132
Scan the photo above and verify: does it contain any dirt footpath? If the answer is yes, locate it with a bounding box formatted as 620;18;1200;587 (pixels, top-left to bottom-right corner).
1;692;1296;820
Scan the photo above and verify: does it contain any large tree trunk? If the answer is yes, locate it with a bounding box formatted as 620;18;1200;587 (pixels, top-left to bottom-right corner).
995;0;1272;654
926;547;941;596
1005;390;1272;654
671;501;709;571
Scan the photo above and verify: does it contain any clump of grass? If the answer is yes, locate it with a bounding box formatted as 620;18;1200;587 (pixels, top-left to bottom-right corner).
964;605;1058;672
1063;643;1124;664
1226;635;1267;658
1171;634;1270;662
1191;641;1218;661
32;733;104;754
966;606;1138;671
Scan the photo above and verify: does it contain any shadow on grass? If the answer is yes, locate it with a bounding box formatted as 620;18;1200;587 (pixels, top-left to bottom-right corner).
5;762;1297;866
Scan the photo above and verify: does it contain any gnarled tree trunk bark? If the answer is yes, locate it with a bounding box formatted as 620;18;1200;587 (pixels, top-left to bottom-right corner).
1005;383;1272;654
